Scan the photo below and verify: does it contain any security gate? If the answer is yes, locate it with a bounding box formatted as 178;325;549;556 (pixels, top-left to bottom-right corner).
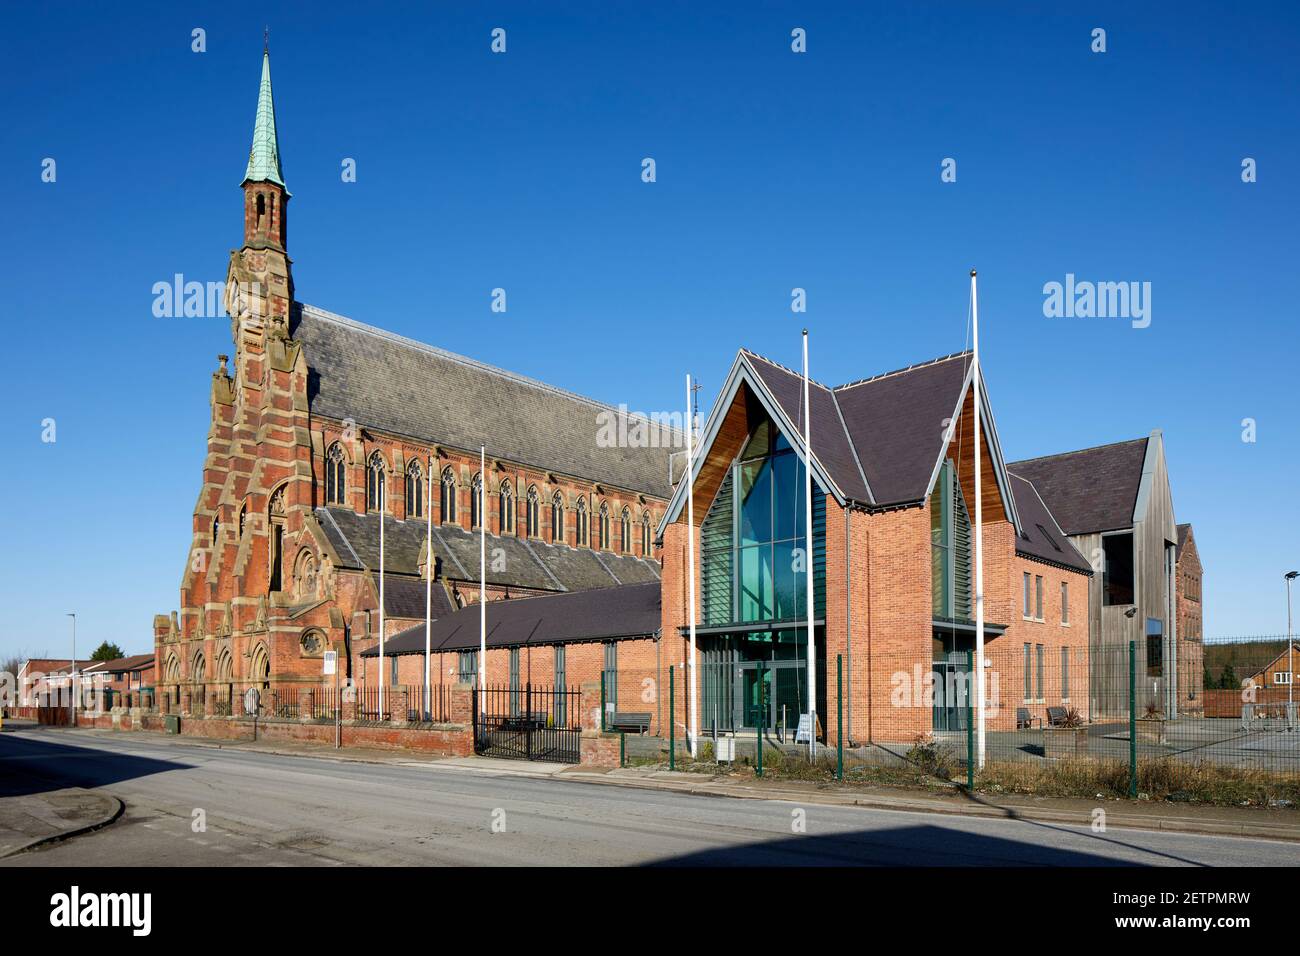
473;684;582;763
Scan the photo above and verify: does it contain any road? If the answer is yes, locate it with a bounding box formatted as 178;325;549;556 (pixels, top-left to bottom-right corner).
1;726;1295;866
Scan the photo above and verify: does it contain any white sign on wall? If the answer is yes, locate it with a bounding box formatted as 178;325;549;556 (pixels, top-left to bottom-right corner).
323;651;337;676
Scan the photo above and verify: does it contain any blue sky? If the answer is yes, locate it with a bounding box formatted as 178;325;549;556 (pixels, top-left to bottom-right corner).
1;1;1296;660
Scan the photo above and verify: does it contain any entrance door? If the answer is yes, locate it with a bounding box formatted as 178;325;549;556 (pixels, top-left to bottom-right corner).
738;665;773;730
931;658;970;732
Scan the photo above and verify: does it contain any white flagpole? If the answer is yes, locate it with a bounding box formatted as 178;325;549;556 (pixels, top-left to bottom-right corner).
425;455;433;719
685;374;698;757
802;329;817;760
971;269;987;770
479;446;487;717
379;469;386;719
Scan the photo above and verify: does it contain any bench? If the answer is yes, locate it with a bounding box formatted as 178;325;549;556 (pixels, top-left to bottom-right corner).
609;712;652;734
1016;707;1040;730
1046;706;1069;727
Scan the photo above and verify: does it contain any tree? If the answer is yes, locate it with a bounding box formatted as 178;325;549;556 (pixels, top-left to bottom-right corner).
1203;665;1215;691
1219;664;1238;690
90;642;124;663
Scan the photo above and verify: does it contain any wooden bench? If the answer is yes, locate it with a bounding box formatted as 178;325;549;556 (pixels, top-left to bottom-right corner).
1046;706;1069;727
1016;707;1040;730
609;712;652;734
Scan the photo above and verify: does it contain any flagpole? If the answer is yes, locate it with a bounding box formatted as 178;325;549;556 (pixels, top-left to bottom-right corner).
685;374;698;757
479;446;487;717
379;467;386;719
971;269;987;770
802;329;817;760
425;454;433;719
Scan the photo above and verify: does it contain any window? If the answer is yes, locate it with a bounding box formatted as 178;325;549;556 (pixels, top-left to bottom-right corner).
641;512;652;556
405;459;423;518
499;480;514;533
366;452;386;513
598;501;610;550
211;515;220;547
1102;532;1135;605
1035;644;1044;700
1023;643;1032;701
602;641;618;709
440;467;457;524
1023;572;1032;618
470;473;483;529
325;443;347;505
526;486;539;538
575;497;589;546
1145;618;1164;678
930;458;972;619
509;648;521;715
390;655;399;685
1061;581;1069;625
1034;575;1043;621
1275;672;1294;686
457;650;478;685
551;492;565;543
239;502;248;538
555;646;567;724
1061;646;1070;699
619;507;631;553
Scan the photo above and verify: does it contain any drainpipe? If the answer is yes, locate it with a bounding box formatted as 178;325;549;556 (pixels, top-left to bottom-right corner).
844;504;852;745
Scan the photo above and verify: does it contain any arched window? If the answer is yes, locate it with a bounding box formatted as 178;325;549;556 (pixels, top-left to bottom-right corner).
598;500;610;550
619;507;631;553
325;442;346;505
551;492;564;544
249;643;271;690
499;480;514;533
526;485;539;538
294;549;319;600
575;497;588;546
641;511;652;556
191;651;207;683
405;458;423;518
238;502;248;538
470;473;483;529
211;514;220;547
366;452;386;513
440;467;456;523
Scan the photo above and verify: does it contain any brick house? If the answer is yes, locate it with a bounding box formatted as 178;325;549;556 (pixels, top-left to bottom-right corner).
80;654;156;708
154;50;674;717
656;349;1093;748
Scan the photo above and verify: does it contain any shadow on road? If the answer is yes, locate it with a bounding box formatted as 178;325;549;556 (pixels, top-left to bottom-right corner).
0;729;187;798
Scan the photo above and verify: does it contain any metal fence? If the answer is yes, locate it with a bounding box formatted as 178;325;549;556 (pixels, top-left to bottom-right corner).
473;683;582;763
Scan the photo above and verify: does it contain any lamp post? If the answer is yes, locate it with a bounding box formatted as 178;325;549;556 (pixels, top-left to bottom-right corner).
66;612;76;723
1286;571;1297;717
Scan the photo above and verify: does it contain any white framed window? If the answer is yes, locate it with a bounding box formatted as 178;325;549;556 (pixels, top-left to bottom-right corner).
1275;672;1293;686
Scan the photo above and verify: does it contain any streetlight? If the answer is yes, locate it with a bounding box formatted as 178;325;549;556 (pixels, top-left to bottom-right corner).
66;612;76;724
1286;572;1298;720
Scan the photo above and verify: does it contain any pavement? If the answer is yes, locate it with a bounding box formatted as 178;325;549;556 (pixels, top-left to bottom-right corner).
1;722;1297;865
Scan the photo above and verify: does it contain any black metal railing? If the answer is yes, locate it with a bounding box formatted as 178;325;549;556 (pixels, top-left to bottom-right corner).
473;684;582;763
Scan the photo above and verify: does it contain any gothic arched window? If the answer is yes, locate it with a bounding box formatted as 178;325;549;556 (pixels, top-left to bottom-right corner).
366;452;386;513
619;507;631;553
551;492;564;544
526;486;539;538
238;502;248;538
575;496;588;546
405;458;423;518
598;500;610;550
641;511;652;556
499;480;514;533
211;514;220;547
325;442;346;505
440;467;456;524
471;473;483;529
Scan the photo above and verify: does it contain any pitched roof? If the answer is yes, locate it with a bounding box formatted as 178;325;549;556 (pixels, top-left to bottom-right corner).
1008;438;1149;535
242;50;287;190
736;350;975;508
82;654;154;675
1009;475;1091;573
1177;522;1192;551
361;581;661;656
293;305;676;498
315;507;662;595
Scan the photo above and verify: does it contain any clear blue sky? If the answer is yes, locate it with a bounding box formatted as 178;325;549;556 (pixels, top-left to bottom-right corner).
1;1;1296;660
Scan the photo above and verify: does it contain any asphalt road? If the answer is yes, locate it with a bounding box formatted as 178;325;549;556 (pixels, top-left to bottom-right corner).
2;726;1295;866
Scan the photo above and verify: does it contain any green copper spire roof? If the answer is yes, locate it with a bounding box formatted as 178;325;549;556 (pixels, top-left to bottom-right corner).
242;49;288;193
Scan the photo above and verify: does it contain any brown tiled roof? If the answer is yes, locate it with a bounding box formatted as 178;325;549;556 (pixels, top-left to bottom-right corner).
1008;438;1148;535
362;581;661;656
84;654;154;674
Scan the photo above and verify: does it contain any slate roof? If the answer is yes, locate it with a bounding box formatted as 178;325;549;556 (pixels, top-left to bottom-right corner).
741;350;974;508
1176;523;1191;552
1008;438;1148;536
380;573;456;620
82;654;155;675
315;507;662;594
1009;475;1091;573
361;581;661;656
293;304;676;498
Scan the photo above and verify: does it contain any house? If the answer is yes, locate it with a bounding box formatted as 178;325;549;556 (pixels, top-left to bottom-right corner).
81;655;156;708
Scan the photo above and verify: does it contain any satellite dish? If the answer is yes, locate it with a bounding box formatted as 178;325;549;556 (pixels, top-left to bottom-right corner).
243;687;260;716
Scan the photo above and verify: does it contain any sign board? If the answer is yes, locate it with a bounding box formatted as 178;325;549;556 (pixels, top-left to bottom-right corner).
242;687;260;716
323;651;337;676
795;713;813;744
715;737;735;762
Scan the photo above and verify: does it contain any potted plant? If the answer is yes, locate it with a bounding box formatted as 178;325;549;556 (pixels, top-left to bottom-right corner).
1043;707;1090;758
1136;702;1167;744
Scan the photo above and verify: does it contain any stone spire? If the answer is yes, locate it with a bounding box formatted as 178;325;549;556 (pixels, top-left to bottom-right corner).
242;47;288;192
